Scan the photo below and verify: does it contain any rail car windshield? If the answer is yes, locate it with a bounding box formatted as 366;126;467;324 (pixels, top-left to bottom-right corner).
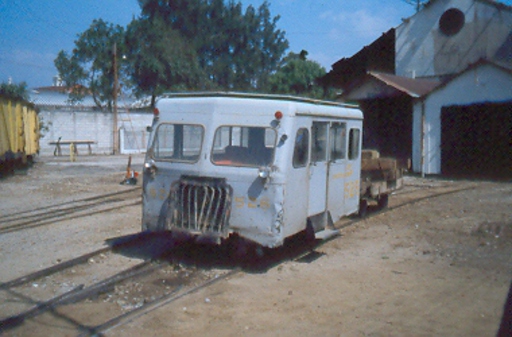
151;123;204;162
211;126;277;167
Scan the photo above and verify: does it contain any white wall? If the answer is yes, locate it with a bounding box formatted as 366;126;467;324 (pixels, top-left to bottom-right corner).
412;63;512;174
38;108;153;156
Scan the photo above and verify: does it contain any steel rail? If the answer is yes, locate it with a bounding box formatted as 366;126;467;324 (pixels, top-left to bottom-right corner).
0;200;141;235
0;187;141;221
78;269;240;337
0;261;158;333
1;181;477;336
0;247;112;290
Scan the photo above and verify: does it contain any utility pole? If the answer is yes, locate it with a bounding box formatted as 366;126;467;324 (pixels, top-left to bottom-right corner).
112;42;119;155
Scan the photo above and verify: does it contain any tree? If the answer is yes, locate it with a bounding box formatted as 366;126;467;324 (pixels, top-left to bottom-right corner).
56;1;290;106
268;51;327;99
137;0;288;92
0;81;29;102
125;16;207;107
0;81;51;136
54;19;127;111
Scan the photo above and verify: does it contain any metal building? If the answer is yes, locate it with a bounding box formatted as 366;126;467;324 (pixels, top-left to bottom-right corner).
322;0;512;178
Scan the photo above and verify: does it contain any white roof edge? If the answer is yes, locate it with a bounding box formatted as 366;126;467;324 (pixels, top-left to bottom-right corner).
158;91;359;109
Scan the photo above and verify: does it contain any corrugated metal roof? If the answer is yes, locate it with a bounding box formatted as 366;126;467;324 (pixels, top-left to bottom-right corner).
368;72;441;98
342;59;511;101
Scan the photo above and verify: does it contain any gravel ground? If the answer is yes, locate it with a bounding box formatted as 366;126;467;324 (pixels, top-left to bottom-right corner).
1;154;511;337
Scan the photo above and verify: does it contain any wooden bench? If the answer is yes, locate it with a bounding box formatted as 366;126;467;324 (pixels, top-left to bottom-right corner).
49;140;96;156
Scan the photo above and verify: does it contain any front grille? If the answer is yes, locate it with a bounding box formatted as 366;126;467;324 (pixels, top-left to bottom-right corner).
168;176;232;236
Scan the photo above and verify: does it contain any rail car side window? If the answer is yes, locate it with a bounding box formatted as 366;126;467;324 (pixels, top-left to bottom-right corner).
212;126;276;167
330;122;347;161
293;128;309;168
311;122;328;163
151;123;204;162
348;128;361;160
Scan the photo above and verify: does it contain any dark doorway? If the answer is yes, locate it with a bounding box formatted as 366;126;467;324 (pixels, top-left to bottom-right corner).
359;96;413;163
441;102;512;179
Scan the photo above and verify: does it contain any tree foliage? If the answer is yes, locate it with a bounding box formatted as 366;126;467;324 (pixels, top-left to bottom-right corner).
54;19;127;110
0;81;29;102
125;16;207;106
268;51;327;99
137;0;289;92
55;1;338;108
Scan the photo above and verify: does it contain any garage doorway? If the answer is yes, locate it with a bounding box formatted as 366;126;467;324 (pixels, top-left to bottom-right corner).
441;102;512;179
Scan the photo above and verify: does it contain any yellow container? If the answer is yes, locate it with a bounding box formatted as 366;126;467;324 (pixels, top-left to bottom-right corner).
0;97;40;164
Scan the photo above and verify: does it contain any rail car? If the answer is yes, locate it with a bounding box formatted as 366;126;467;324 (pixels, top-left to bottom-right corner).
0;97;40;175
142;92;402;250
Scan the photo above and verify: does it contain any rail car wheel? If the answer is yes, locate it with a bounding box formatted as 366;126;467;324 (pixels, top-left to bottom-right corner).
358;199;368;218
377;194;389;209
227;236;264;264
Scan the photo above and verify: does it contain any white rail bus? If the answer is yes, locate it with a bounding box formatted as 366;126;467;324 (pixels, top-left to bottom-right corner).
142;92;364;249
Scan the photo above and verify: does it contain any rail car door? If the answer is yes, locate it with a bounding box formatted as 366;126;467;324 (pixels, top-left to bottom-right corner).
308;122;329;216
327;122;347;221
343;125;362;215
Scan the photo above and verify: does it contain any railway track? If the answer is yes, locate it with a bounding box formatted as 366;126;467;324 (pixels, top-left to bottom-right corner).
0;247;112;290
0;242;238;336
0;187;141;235
321;180;476;237
0;179;475;336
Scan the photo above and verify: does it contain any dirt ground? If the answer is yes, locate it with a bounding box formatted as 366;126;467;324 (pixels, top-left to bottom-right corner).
1;154;511;337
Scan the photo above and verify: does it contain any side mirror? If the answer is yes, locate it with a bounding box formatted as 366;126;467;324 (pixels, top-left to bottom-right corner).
278;134;288;147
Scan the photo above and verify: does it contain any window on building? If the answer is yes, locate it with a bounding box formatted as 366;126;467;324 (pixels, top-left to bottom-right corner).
439;8;465;36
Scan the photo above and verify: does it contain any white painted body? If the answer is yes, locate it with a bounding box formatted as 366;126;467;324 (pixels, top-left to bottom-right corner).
142;93;363;248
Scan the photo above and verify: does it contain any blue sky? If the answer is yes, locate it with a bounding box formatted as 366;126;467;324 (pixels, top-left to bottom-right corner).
1;0;511;88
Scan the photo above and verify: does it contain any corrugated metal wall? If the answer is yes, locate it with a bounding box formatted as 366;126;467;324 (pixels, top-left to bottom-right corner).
0;98;39;164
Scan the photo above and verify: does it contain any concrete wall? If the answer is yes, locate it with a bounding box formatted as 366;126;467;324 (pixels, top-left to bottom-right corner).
39;107;153;156
412;63;512;174
396;0;512;78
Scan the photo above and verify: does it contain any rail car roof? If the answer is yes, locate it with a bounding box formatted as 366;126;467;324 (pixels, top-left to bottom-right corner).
156;92;363;120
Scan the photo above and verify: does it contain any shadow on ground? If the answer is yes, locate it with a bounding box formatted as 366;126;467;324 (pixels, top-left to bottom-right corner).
105;231;324;273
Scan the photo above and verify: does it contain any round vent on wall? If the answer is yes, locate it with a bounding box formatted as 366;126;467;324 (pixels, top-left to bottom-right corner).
439;8;465;36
